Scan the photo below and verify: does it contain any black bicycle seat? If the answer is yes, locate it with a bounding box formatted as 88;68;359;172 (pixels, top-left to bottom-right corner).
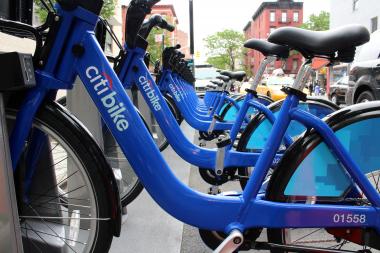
244;39;289;59
216;75;230;82
220;71;246;82
211;80;224;87
268;24;370;62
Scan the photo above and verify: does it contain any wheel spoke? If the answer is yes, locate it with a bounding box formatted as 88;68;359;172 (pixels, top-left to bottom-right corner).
28;170;81;206
27;205;79;253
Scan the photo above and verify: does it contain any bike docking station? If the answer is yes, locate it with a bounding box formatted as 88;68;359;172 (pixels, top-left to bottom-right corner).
0;92;23;253
0;52;36;252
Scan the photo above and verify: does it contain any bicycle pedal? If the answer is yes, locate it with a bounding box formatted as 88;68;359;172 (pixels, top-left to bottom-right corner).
213;229;243;253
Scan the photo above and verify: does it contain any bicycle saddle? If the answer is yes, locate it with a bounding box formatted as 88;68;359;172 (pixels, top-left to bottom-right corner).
211;80;224;87
268;25;370;62
216;75;230;82
244;39;289;59
220;70;246;82
207;84;217;89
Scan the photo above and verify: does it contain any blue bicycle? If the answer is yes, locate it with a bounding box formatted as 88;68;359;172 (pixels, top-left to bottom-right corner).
5;0;380;252
117;31;338;188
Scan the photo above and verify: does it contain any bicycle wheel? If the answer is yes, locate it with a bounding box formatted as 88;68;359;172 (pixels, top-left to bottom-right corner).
8;102;117;253
236;98;338;189
266;103;380;252
164;94;184;125
103;126;144;206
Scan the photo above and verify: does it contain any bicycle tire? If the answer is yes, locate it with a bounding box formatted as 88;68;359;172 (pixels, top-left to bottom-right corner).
164;93;184;125
8;101;118;253
266;102;380;252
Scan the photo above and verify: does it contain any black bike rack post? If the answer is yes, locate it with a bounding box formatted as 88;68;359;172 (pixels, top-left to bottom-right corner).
0;0;33;24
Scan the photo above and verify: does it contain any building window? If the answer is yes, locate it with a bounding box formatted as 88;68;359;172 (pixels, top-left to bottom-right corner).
270;11;276;22
281;11;287;23
293;11;299;22
372;16;378;32
353;0;359;11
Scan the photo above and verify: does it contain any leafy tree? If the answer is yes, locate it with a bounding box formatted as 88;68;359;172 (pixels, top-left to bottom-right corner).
242;48;252;77
146;25;173;63
301;11;330;31
204;29;245;71
34;0;116;22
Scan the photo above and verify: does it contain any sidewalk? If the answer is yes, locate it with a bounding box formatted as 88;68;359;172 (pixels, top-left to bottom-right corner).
109;122;263;253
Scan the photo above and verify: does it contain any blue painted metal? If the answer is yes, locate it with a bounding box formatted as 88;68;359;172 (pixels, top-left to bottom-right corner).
8;3;380;236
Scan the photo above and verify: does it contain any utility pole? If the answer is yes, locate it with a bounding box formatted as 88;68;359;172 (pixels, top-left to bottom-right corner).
189;0;195;72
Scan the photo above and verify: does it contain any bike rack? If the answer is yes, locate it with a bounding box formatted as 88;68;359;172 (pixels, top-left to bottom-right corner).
0;93;23;252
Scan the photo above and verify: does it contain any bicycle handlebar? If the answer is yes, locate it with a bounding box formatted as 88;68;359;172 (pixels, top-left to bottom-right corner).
139;14;175;39
126;0;161;48
158;19;175;32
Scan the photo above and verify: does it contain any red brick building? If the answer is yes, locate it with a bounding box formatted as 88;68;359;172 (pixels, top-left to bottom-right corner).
121;4;190;58
244;0;304;76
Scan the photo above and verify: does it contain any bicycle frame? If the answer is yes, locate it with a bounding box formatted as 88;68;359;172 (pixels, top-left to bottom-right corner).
10;6;380;234
158;71;253;126
117;44;293;170
158;71;292;146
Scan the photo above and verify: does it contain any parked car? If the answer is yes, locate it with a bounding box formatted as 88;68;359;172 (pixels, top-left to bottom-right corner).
329;76;349;105
256;76;294;101
194;64;219;92
346;30;380;105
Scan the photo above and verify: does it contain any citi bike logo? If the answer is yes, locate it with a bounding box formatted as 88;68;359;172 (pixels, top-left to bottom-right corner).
138;76;162;111
86;66;129;132
169;83;181;102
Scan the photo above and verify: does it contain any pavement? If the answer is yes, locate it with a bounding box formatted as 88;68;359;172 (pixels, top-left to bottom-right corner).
109;122;195;253
109;122;268;253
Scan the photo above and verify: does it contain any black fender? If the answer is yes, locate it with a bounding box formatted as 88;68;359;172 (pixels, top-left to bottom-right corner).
266;101;380;202
45;101;122;236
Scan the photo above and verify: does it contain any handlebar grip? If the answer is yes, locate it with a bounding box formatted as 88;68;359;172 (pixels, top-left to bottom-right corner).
165;23;175;32
130;0;160;8
159;19;175;32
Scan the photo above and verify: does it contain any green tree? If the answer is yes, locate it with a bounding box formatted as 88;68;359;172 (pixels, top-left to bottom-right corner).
34;0;116;22
146;25;173;62
204;29;245;71
301;11;330;31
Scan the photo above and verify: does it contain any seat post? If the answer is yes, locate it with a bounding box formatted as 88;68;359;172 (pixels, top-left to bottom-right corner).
291;60;313;91
249;56;276;91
